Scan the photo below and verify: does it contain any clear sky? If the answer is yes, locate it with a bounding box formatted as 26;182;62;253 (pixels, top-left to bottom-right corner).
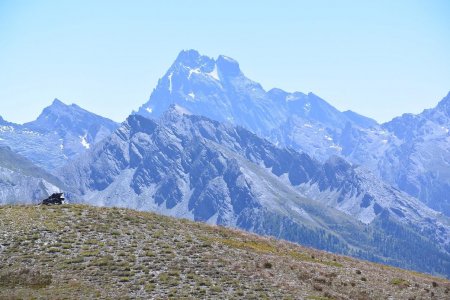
1;0;449;124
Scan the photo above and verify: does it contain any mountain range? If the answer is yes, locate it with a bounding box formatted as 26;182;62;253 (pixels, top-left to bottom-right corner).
137;50;450;218
1;49;449;278
59;106;450;276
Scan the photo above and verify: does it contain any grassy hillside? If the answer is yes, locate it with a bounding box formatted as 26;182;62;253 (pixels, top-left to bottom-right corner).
0;205;448;299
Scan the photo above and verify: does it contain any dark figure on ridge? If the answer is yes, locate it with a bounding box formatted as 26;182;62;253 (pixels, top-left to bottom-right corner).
41;193;65;205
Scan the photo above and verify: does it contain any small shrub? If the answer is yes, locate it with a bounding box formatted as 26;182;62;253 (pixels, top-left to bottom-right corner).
80;250;100;257
47;247;60;253
168;269;180;277
91;255;114;267
145;283;155;292
313;284;323;291
158;272;170;283
65;256;84;264
211;285;222;293
390;278;410;288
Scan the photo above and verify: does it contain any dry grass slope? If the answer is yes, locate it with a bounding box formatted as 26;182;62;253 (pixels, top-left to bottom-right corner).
0;204;449;299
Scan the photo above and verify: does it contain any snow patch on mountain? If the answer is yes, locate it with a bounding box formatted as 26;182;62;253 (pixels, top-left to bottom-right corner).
168;72;173;93
187;67;201;79
208;64;220;81
80;134;90;149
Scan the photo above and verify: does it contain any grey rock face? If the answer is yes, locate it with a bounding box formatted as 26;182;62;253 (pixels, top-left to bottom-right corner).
0;146;62;204
61;108;450;277
378;92;450;216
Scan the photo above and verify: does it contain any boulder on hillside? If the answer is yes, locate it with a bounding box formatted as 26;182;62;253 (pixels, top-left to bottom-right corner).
41;193;65;205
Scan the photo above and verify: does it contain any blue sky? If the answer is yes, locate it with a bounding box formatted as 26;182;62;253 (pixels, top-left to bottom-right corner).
1;0;449;123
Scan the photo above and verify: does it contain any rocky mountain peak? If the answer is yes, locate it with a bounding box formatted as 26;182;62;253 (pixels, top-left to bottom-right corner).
33;99;82;121
125;114;158;136
44;98;84;115
51;98;66;107
216;55;241;77
175;49;201;61
173;50;241;77
173;49;214;70
24;98;117;133
0;115;14;126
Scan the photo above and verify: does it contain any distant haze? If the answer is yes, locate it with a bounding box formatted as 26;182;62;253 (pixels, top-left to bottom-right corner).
0;0;449;123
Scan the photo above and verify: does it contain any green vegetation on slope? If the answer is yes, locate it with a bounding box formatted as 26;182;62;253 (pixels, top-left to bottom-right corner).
0;205;448;299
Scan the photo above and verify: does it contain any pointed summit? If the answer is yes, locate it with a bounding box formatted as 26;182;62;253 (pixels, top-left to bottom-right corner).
51;98;66;107
24;98;118;137
172;49;214;70
0;115;8;125
174;49;201;66
32;98;75;124
170;50;242;78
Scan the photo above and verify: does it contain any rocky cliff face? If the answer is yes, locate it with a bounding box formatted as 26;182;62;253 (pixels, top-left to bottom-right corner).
379;92;450;216
60;107;450;277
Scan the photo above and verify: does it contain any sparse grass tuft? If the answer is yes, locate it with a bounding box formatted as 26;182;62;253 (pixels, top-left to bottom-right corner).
390;278;410;287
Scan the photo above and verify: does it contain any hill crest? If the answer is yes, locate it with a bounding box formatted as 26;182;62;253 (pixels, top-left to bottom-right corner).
0;204;449;299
